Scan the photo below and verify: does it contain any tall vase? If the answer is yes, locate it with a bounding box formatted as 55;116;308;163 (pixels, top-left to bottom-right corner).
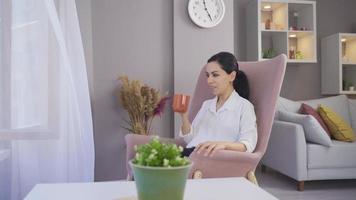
129;161;192;200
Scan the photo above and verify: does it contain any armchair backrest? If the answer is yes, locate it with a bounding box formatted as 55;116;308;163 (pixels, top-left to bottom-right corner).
189;54;287;154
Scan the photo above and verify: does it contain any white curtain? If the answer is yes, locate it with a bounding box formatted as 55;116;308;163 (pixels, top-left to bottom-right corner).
0;0;95;199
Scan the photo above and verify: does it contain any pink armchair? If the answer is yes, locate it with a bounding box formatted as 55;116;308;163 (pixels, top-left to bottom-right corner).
125;54;287;182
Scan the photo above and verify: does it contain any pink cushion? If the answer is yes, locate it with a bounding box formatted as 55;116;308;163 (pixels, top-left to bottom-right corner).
299;103;331;137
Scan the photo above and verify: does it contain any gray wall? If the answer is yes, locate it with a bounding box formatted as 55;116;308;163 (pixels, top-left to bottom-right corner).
76;0;356;180
173;0;234;137
90;0;174;180
76;0;94;98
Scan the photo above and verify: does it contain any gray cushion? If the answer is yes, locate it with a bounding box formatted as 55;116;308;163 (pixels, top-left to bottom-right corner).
308;140;356;169
275;97;302;119
348;99;356;131
278;110;332;146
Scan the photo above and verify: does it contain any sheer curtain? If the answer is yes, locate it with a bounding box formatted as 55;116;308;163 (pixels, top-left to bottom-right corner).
0;0;94;199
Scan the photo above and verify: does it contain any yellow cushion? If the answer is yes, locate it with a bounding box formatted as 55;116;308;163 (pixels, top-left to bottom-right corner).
318;105;355;142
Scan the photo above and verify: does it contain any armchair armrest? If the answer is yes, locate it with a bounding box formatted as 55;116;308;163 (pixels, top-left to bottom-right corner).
188;150;262;178
262;120;307;181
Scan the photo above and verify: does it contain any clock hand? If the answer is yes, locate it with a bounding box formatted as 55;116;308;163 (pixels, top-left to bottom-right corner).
203;0;213;21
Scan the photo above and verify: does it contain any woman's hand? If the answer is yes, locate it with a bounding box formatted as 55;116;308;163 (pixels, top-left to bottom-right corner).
195;141;227;156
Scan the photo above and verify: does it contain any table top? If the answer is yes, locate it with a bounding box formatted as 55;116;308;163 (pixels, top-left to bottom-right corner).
25;177;278;200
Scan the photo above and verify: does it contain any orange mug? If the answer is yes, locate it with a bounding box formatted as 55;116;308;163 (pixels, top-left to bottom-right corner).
172;94;190;113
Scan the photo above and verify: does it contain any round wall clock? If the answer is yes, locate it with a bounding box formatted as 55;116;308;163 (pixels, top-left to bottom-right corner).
188;0;225;28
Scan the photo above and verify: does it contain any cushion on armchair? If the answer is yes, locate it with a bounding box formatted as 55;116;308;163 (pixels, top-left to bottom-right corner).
318;105;355;142
278;110;332;146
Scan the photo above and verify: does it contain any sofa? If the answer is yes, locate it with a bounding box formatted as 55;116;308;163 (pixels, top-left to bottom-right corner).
261;95;356;191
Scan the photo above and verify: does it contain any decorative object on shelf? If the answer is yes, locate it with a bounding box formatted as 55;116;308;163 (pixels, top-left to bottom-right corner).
265;19;271;30
118;76;170;135
342;80;353;91
262;48;276;59
130;137;192;200
295;51;304;59
342;55;349;63
350;86;355;91
342;39;348;61
289;47;296;59
188;0;225;28
289;26;297;30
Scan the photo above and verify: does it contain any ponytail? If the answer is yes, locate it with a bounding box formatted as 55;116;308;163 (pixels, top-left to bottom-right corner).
233;70;249;100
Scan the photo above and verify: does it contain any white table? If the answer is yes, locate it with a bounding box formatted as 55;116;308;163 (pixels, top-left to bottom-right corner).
25;177;278;200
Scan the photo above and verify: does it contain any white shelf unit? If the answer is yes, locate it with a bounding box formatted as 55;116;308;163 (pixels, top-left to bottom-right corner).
321;33;356;95
246;0;317;63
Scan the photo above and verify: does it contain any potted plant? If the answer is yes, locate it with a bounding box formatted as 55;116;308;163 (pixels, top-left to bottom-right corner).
343;80;353;91
262;48;276;59
129;137;192;200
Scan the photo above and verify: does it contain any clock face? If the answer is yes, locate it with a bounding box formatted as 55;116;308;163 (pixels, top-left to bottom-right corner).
188;0;225;28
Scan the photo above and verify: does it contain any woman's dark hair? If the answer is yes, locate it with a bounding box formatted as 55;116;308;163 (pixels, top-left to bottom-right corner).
207;52;250;100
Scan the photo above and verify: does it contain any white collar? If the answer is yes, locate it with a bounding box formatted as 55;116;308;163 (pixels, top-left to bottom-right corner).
209;90;240;113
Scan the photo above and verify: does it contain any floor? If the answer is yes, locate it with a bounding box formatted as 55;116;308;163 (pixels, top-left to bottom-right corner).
256;166;356;200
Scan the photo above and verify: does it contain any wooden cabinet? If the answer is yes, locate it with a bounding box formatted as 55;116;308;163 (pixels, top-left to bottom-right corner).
322;33;356;95
246;0;317;63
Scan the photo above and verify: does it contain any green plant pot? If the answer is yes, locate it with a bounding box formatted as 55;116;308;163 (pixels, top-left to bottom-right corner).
129;161;192;200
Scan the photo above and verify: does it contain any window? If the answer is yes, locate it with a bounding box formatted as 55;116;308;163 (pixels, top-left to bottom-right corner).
0;0;59;139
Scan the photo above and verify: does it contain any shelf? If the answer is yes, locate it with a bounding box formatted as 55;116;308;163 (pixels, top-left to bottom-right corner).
261;29;287;32
260;2;288;31
288;31;315;60
287;59;316;63
261;31;287;59
341;91;356;95
247;0;317;63
342;65;356;92
288;30;314;35
322;33;356;95
341;34;356;63
342;63;356;65
288;3;314;31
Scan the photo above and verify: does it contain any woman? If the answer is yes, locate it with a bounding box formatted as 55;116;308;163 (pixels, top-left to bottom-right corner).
178;52;257;157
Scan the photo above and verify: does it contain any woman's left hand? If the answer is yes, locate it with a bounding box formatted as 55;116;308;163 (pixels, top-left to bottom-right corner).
195;141;227;156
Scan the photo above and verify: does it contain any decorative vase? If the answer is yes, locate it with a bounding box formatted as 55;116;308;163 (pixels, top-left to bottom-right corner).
129;161;192;200
265;19;271;30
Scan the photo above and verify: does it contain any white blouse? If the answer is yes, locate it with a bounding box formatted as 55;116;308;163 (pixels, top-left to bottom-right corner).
179;90;258;153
